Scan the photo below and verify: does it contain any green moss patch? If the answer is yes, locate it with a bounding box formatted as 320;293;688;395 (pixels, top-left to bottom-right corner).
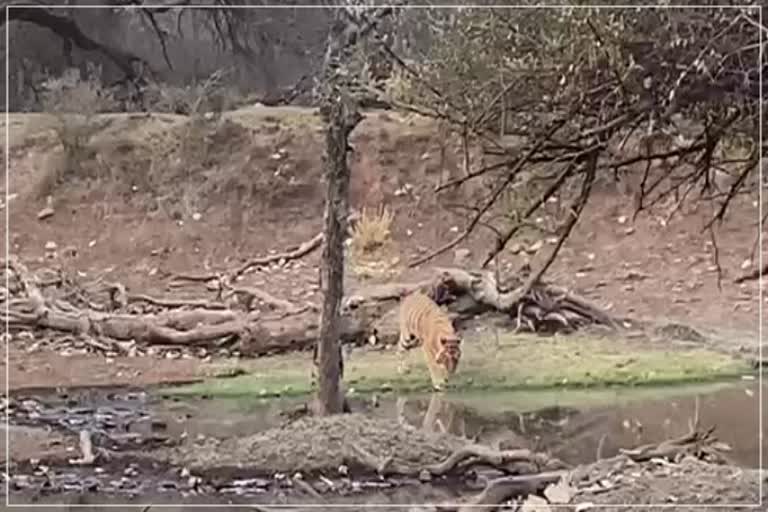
162;332;753;398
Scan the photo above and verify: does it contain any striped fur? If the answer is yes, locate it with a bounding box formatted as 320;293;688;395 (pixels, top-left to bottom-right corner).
396;292;462;390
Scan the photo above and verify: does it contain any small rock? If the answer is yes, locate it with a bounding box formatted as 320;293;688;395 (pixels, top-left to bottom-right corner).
418;470;432;482
623;227;635;235
617;215;627;224
509;243;524;254
544;479;576;504
449;226;459;233
521;494;551;512
526;240;544;253
453;248;471;265
624;270;648;281
741;259;752;270
192;212;202;221
37;207;54;220
44;241;57;251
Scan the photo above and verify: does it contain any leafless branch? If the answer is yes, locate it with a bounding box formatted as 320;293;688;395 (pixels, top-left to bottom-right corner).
408;120;568;268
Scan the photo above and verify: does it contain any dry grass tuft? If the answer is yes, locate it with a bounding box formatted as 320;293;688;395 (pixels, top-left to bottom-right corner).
348;205;400;281
350;205;395;254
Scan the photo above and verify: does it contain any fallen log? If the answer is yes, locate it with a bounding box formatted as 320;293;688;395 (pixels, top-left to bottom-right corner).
4;255;367;355
3;252;620;356
348;267;620;341
5;302;365;356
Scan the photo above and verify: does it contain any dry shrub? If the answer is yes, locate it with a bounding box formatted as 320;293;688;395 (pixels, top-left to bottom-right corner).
348;205;401;281
142;68;236;116
350;205;395;254
36;65;117;198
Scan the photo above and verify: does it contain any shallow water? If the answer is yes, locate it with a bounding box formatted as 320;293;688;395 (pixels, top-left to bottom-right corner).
146;379;766;468
3;378;765;506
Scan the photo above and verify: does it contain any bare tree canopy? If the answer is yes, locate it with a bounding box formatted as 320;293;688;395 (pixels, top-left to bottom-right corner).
357;5;764;278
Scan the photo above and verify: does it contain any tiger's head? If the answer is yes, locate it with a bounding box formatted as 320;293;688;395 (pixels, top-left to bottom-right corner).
435;335;462;374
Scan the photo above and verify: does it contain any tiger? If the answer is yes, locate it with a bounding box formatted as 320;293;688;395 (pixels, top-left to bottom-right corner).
396;291;462;391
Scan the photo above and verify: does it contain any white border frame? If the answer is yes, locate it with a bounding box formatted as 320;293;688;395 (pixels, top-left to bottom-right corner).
3;3;764;509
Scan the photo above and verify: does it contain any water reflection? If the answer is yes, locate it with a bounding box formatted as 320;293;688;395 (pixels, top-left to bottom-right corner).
389;381;765;468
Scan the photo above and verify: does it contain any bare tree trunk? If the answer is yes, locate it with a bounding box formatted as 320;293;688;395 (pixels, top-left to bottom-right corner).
314;94;361;416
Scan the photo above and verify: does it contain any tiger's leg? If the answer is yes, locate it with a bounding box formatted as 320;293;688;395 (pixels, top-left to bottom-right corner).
424;347;448;391
422;392;443;432
396;332;413;375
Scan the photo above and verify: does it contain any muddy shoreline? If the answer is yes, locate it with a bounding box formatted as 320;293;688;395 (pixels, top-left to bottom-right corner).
3;381;765;510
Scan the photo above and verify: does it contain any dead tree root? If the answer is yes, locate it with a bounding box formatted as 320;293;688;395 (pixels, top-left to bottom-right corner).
457;471;566;512
443;424;730;511
618;424;734;465
350;441;567;478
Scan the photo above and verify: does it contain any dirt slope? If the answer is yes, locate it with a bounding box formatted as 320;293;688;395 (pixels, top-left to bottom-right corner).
2;105;764;389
